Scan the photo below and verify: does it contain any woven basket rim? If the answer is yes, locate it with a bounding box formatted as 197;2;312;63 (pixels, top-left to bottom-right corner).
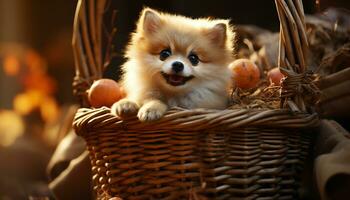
73;106;319;137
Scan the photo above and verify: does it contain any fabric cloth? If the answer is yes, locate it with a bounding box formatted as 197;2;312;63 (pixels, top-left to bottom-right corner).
315;119;350;200
47;130;92;200
49;150;92;200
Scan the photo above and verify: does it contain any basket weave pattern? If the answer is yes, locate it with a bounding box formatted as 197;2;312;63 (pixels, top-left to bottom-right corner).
72;0;319;199
74;107;317;199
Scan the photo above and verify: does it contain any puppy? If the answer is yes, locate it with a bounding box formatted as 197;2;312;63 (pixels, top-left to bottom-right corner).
112;8;235;122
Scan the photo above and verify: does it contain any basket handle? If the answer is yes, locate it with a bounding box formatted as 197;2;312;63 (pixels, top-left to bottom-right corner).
72;0;114;107
275;0;320;112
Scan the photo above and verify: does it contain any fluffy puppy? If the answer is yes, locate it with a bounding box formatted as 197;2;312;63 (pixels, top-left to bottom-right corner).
112;8;235;122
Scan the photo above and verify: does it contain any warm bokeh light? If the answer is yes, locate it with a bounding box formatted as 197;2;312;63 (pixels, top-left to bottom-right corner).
0;1;77;199
22;72;56;95
1;45;61;123
3;54;20;76
13;89;60;123
0;110;24;147
13;92;36;115
25;49;46;73
40;96;60;123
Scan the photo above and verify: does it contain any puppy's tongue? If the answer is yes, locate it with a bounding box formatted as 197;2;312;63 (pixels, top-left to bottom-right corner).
169;75;184;83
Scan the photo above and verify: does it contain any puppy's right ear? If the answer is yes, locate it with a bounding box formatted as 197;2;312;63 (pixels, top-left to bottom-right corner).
205;23;227;47
141;8;162;34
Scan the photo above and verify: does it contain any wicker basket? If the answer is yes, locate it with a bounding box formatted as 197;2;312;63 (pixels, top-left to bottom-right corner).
72;0;320;199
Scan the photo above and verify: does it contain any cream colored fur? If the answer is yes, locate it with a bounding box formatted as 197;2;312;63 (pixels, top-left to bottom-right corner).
112;8;235;122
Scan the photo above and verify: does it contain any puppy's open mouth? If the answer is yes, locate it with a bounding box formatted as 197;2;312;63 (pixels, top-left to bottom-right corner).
161;72;194;86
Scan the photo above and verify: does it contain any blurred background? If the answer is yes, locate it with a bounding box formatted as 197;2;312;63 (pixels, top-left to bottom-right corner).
0;0;349;199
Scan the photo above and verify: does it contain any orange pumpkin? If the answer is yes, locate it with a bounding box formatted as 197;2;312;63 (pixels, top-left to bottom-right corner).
229;59;261;89
267;67;284;86
88;79;125;108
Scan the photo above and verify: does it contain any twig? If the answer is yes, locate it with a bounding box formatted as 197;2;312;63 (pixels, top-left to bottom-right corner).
278;29;285;68
89;0;97;53
285;57;292;70
286;0;309;67
275;0;296;67
72;0;90;80
79;0;98;77
75;28;93;83
279;0;305;72
276;0;312;112
295;0;306;27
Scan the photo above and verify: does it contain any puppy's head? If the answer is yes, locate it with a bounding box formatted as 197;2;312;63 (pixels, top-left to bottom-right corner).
126;8;235;93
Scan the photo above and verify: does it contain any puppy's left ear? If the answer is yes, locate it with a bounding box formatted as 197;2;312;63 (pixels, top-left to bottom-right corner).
141;8;163;34
206;23;227;47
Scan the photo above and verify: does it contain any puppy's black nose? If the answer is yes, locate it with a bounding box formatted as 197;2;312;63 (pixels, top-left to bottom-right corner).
172;61;184;73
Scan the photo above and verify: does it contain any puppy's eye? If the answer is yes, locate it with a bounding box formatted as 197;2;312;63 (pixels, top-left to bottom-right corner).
188;53;199;66
159;49;171;61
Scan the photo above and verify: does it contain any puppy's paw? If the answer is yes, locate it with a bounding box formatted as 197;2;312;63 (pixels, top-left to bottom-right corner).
137;100;167;122
111;99;139;118
137;107;165;122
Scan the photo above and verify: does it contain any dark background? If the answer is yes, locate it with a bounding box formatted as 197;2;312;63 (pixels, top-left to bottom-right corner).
1;0;350;199
3;0;349;102
103;0;317;80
